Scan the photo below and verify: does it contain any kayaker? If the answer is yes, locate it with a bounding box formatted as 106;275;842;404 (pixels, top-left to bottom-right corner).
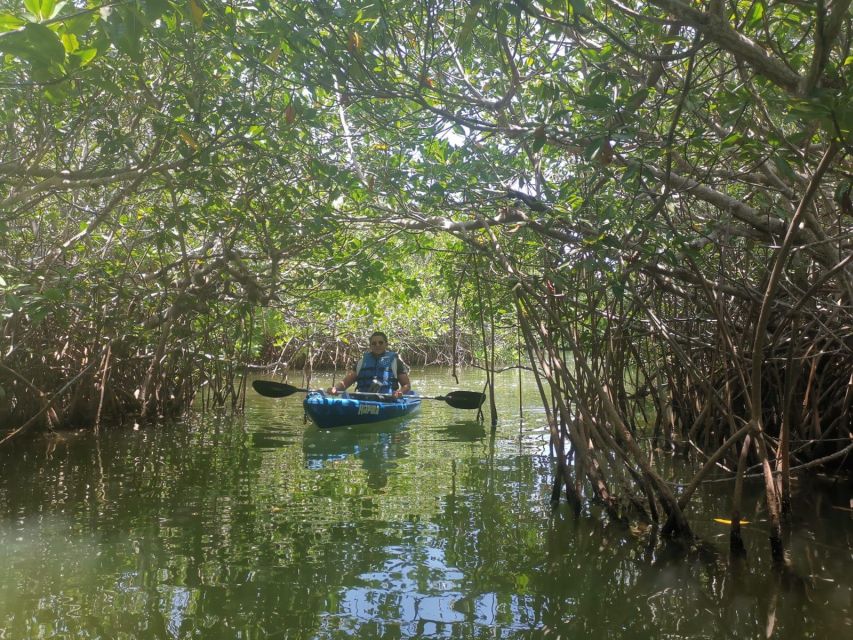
327;331;412;398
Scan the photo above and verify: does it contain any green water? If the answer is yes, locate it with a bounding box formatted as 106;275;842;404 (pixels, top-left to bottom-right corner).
1;368;850;639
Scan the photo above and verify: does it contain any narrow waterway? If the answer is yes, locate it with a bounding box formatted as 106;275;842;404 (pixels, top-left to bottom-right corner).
1;368;850;638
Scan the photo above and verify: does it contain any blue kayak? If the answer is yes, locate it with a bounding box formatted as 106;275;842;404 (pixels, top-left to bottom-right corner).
303;391;421;429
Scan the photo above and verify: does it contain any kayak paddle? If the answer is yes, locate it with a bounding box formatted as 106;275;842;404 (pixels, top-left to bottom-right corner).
251;380;485;409
251;380;312;397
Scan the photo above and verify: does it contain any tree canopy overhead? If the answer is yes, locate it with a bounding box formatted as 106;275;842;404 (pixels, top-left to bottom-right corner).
2;1;852;554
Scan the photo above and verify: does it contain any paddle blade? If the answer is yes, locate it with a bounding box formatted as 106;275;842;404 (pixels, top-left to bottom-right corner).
442;390;486;409
252;380;304;398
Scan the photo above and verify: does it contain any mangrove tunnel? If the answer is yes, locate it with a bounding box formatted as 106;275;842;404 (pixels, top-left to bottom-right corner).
2;0;852;603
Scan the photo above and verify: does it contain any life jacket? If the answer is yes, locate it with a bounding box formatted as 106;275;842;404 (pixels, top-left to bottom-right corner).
355;351;400;393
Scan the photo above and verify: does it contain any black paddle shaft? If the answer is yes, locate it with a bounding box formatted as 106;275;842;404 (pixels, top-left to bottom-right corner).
251;380;308;397
252;380;485;409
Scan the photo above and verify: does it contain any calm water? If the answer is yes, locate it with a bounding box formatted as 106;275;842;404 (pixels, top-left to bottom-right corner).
1;368;850;639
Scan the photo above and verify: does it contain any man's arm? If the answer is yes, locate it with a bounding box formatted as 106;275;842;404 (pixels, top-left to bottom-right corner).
395;355;411;397
396;371;412;396
328;369;357;394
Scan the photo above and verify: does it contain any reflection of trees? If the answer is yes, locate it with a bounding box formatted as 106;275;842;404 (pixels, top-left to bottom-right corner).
1;384;849;638
422;438;835;638
0;403;489;637
0;417;327;637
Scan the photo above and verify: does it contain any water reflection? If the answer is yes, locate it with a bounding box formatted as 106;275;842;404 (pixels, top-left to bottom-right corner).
0;369;851;639
302;420;413;490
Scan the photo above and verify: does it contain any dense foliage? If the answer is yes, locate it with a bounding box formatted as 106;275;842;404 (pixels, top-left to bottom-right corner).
0;0;466;432
1;1;851;560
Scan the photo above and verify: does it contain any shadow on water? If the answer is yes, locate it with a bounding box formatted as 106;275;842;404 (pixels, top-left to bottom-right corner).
250;429;300;449
433;419;487;443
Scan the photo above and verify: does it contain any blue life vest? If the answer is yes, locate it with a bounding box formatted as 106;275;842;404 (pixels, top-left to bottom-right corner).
356;351;400;393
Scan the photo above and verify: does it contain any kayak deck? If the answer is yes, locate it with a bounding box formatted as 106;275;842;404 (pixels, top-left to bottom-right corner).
303;391;421;429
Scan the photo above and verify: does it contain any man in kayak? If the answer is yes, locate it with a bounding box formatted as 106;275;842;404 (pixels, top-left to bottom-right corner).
327;331;412;398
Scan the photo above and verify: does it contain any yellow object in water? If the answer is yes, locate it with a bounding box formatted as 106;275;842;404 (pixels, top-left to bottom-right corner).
713;517;750;525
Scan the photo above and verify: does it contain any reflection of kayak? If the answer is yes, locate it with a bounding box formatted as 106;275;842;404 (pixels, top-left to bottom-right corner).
303;391;421;429
302;421;411;474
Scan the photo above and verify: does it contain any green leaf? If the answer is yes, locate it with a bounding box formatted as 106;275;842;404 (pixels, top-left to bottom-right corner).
43;288;63;303
60;31;78;52
0;22;65;67
72;47;97;66
457;0;480;53
30;306;49;326
101;6;147;62
0;13;26;31
720;132;742;147
36;0;60;20
44;79;71;103
63;11;94;36
38;1;52;19
48;1;67;20
747;1;765;26
569;0;587;15
583;137;605;160
504;1;523;18
772;155;797;182
23;0;41;20
140;0;171;21
577;93;613;110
